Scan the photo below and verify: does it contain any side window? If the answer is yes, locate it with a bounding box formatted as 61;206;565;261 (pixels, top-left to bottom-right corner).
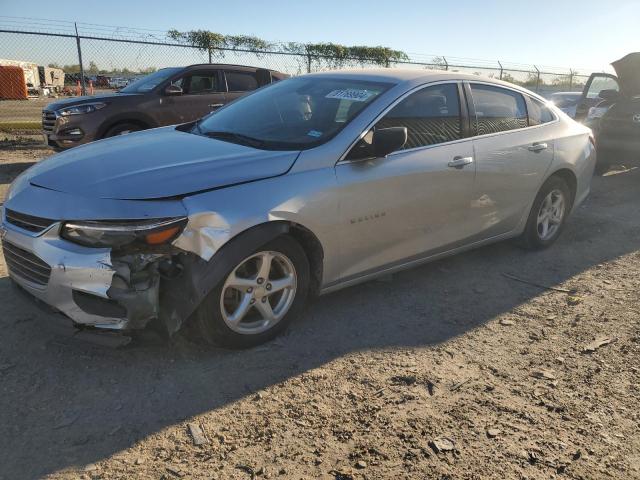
376;83;462;150
470;84;528;135
186;73;219;94
528;98;555;126
169;77;184;89
586;75;619;99
225;71;259;92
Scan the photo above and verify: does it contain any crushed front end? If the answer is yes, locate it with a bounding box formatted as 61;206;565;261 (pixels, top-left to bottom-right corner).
1;208;185;332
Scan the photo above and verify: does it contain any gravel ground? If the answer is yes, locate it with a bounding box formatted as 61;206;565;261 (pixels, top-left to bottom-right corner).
0;136;639;480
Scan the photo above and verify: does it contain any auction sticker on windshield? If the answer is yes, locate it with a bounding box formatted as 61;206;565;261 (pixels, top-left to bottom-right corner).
325;89;376;102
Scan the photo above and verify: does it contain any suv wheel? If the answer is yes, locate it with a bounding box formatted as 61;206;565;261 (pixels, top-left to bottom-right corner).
191;236;310;348
104;122;143;137
519;176;572;250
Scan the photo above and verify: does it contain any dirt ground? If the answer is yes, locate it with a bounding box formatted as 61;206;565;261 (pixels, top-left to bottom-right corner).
0;135;639;480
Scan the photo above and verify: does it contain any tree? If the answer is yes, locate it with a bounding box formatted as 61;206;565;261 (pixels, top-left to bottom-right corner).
168;28;410;69
87;61;100;74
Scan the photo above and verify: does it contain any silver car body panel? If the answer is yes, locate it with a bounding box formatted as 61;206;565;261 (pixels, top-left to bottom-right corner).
1;69;596;332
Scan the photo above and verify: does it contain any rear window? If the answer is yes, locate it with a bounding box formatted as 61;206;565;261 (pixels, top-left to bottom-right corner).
528;98;555;126
470;84;528;135
225;71;259;92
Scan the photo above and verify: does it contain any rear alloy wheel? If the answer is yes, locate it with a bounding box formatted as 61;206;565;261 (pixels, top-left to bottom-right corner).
536;189;565;241
519;176;571;250
104;122;143;138
192;236;310;348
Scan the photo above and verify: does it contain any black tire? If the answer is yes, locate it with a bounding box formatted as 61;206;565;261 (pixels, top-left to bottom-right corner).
518;175;572;250
594;147;614;175
190;235;310;349
104;122;143;138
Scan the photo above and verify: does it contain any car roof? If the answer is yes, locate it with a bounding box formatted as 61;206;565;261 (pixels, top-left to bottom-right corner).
182;63;281;72
305;68;547;100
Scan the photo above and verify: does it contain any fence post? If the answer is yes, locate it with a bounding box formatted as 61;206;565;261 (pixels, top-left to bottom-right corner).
498;60;503;80
569;69;574;90
534;65;540;93
304;45;312;73
74;23;86;96
443;56;448;71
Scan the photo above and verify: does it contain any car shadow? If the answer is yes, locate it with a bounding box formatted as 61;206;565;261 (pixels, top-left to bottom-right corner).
1;169;639;479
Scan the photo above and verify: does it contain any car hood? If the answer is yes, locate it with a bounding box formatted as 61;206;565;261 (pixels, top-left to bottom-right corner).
612;52;640;97
45;93;141;110
27;127;300;200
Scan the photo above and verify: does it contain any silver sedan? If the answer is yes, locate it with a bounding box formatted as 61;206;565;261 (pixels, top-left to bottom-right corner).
1;70;596;348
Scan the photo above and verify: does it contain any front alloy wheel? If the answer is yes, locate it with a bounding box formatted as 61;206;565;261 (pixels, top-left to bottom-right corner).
220;251;297;334
191;235;310;348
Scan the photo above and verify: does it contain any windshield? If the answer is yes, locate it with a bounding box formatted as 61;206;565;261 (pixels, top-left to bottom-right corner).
194;77;393;150
120;67;183;93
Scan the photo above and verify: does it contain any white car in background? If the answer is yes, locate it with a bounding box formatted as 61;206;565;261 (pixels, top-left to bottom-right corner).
108;77;129;89
549;92;582;118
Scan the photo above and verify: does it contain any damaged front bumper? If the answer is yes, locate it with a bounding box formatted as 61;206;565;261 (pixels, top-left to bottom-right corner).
1;220;165;331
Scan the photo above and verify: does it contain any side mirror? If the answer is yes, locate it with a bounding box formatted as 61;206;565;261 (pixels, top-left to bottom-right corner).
373;127;407;157
598;89;620;101
164;84;183;96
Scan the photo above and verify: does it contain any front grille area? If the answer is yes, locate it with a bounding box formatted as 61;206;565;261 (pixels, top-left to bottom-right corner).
2;240;52;287
5;209;56;233
42;110;56;133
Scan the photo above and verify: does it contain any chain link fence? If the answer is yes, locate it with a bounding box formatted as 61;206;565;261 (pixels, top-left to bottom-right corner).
0;26;593;129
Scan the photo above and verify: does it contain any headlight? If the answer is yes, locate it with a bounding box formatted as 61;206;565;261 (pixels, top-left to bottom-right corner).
61;217;187;248
587;106;609;120
58;102;107;116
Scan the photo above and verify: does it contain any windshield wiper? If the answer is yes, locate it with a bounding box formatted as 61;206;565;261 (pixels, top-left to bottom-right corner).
203;130;266;148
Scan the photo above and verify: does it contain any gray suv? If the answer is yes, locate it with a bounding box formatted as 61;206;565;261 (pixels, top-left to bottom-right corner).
42;64;287;150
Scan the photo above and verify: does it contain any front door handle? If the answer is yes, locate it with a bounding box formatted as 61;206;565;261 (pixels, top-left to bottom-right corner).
448;156;474;169
528;142;548;152
208;103;224;109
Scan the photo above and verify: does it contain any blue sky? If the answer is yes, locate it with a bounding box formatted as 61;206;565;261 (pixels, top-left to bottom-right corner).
1;0;638;71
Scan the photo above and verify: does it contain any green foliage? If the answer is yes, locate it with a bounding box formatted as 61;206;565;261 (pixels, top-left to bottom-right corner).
168;29;273;57
168;29;409;67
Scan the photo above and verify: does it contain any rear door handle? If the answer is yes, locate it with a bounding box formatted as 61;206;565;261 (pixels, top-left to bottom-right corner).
448;156;474;169
208;103;224;108
528;142;548;152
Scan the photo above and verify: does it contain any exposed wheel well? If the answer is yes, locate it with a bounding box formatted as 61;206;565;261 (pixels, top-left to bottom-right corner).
286;223;324;299
549;168;577;208
101;119;151;138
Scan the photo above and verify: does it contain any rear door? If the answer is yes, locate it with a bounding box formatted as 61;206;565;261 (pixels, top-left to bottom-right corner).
335;82;478;280
159;69;226;124
575;73;620;122
223;69;260;103
467;83;555;239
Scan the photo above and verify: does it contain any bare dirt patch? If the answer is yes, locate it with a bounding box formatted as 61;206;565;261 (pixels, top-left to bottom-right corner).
0;142;638;480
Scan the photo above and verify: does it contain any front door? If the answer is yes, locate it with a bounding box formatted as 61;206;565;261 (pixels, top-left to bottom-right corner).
160;70;226;124
575;73;620;122
335;82;477;281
